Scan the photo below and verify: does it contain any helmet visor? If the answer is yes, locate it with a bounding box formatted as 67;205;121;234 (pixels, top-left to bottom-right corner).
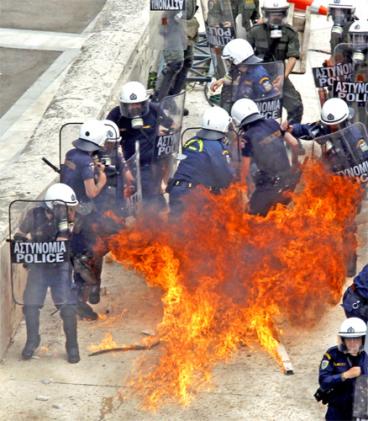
119;100;149;119
264;10;287;26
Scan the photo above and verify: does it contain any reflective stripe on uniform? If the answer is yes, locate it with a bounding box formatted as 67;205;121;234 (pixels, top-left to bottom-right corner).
184;138;204;152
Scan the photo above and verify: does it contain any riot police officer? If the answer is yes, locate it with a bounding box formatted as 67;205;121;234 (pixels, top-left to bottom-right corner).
317;317;368;421
247;0;304;123
16;183;80;363
211;38;279;113
167;106;234;215
231;98;300;216
106;81;173;210
328;0;357;54
61;119;108;321
153;0;199;106
342;264;368;323
231;0;260;32
348;19;368;66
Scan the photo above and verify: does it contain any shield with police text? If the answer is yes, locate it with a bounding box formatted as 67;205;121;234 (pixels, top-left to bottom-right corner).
124;142;142;216
201;0;236;78
59;122;83;171
314;122;368;184
332;43;368;125
353;374;368;421
154;92;185;183
149;0;187;52
221;61;284;120
9;200;74;306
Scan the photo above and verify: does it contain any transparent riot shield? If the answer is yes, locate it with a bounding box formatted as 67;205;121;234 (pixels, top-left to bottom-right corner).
332;43;368;125
154;92;185;184
353;375;368;421
9;200;73;306
59;122;83;170
149;6;187;52
201;0;236;78
124;141;142;216
221;61;284;119
314;122;368;183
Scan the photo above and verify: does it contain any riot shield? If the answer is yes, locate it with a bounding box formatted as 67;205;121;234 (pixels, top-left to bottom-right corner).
201;0;236;78
9;200;73;306
124;141;142;216
314;122;368;183
353;375;368;421
221;61;284;119
59;122;83;170
332;43;368;125
149;4;187;52
154;92;185;183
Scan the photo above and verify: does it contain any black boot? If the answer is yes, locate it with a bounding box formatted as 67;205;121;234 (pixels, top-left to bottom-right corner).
77;301;98;321
21;306;41;360
61;305;80;364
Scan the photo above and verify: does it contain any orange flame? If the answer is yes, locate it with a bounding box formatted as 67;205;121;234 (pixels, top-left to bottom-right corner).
108;160;362;409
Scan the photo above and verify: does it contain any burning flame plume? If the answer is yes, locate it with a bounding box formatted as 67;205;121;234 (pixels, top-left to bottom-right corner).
108;160;363;409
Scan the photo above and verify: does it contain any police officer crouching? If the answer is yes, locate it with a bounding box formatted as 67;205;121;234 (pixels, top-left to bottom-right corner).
317;317;368;421
167;106;235;215
16;183;80;363
231;98;300;216
61;119;108;321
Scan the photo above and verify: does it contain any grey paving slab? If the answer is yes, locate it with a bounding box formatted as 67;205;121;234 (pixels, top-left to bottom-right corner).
0;48;61;118
0;0;107;34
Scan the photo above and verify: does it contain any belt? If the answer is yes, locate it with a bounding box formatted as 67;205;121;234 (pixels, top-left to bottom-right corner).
173;180;220;192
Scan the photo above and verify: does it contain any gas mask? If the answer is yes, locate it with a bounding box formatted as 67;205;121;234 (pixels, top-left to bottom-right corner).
330;8;352;37
264;11;286;38
119;100;149;129
350;34;368;65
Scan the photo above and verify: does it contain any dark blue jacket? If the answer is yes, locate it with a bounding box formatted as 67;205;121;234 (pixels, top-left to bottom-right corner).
342;264;368;322
106;102;171;166
235;65;277;100
241;118;291;176
319;346;368;411
60;148;95;203
173;136;234;189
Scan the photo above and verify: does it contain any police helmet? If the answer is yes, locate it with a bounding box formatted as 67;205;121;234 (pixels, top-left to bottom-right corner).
320;98;350;126
231;98;263;127
102;120;121;143
44;183;79;209
221;39;262;66
348;20;368;59
73;119;107;152
338;317;367;351
197;107;232;140
119;81;149;119
328;0;355;12
262;0;289;24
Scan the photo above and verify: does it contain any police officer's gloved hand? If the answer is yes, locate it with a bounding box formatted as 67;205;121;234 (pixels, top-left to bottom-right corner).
14;232;28;242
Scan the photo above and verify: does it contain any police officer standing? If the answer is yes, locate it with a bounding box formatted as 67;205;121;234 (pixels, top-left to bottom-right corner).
153;0;199;106
328;0;357;54
317;317;368;421
107;81;173;210
167;106;234;215
60;119;108;320
231;98;300;216
231;0;260;33
16;183;80;363
247;0;304;124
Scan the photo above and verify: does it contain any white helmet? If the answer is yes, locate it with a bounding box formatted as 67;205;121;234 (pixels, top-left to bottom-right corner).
231;98;262;127
320;98;350;126
102;120;121;143
262;0;289;18
222;39;262;66
328;0;355;11
338;317;367;338
44;183;79;209
119;81;149;119
73;119;107;152
198;107;232;139
349;20;368;44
